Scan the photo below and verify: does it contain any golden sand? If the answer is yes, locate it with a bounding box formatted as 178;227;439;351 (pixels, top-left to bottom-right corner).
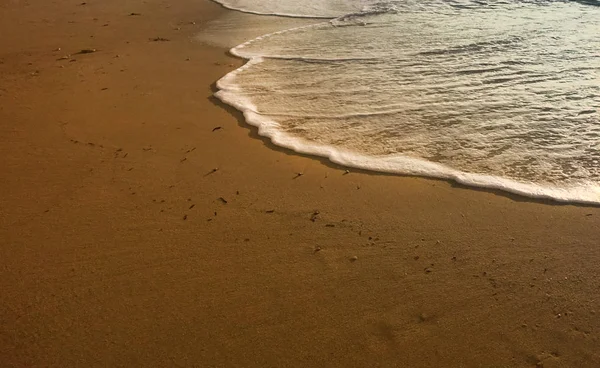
1;0;599;366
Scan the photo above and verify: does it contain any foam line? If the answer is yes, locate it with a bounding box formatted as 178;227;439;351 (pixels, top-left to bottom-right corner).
209;0;336;19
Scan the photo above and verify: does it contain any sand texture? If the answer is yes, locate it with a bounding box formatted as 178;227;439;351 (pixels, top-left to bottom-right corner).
1;1;599;367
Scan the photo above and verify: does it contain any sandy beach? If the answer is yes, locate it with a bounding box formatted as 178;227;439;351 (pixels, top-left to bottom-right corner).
1;0;599;367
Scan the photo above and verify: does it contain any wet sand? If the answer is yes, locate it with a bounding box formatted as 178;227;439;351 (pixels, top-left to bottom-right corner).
1;0;599;367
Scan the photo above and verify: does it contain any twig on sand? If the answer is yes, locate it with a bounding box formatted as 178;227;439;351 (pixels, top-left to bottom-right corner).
293;172;304;179
76;49;97;54
212;126;222;132
205;168;219;176
150;37;170;42
218;197;228;204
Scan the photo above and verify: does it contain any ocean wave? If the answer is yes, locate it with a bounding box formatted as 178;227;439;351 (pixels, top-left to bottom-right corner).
212;0;600;205
215;89;600;204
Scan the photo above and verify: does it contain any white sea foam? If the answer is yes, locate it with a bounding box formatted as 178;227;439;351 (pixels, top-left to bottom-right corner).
210;0;358;18
213;0;600;205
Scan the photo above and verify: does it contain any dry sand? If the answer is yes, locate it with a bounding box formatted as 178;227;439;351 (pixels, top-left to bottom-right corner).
1;0;599;367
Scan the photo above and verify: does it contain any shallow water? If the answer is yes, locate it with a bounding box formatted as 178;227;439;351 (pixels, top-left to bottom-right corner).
213;0;600;204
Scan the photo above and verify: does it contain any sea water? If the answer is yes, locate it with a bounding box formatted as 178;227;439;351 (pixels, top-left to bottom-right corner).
213;0;600;204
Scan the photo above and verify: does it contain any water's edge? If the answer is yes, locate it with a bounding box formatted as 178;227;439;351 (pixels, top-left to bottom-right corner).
209;0;335;19
211;1;600;206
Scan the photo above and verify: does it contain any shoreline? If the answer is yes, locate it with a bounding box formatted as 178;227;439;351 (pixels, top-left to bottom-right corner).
2;0;600;367
208;0;337;19
211;86;600;209
211;2;600;207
